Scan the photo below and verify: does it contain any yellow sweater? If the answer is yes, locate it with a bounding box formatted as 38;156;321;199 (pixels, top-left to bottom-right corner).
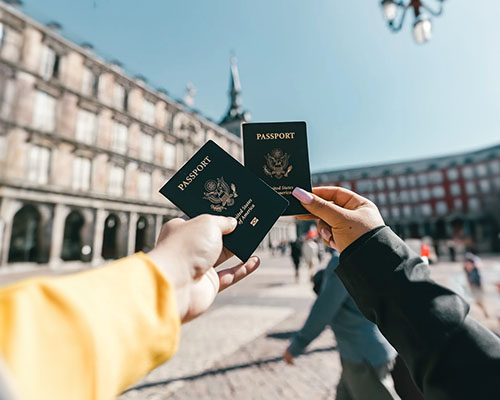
0;252;181;400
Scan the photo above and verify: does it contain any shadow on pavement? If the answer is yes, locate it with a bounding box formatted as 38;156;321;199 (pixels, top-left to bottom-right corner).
124;345;336;393
266;330;297;340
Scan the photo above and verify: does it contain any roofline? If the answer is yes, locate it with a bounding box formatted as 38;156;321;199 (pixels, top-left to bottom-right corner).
312;141;500;176
0;1;240;144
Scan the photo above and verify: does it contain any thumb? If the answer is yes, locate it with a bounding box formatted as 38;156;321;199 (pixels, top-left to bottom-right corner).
212;216;238;235
292;187;346;227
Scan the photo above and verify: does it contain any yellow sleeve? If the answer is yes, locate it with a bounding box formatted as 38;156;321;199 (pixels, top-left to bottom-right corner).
0;252;181;400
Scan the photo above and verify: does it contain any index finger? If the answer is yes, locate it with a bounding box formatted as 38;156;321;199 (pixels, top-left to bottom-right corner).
312;186;366;209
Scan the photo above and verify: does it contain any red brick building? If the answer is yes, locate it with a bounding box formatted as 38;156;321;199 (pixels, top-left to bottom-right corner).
312;143;500;254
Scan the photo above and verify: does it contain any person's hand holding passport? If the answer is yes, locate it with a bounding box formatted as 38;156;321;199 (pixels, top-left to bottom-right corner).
159;121;312;262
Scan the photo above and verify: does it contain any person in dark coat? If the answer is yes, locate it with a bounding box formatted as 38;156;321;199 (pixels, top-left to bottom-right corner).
291;186;500;400
290;238;303;282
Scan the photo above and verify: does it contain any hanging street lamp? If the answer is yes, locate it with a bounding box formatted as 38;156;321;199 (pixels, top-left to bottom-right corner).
380;0;446;44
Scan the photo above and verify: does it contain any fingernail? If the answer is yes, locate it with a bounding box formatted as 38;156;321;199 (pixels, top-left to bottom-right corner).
321;228;331;241
229;217;237;227
292;187;314;205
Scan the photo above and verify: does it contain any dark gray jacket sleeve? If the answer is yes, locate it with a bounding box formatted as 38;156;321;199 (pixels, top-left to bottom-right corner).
337;226;500;400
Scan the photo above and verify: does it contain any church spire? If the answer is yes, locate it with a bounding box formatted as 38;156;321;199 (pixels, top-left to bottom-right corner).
219;57;250;137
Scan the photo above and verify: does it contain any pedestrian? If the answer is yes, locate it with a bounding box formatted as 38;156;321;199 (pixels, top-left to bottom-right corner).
463;252;489;318
290;238;303;282
302;230;319;280
0;215;259;400
283;251;400;400
292;185;500;399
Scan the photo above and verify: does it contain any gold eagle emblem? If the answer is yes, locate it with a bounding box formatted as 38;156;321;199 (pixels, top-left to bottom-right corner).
264;148;293;179
203;177;238;212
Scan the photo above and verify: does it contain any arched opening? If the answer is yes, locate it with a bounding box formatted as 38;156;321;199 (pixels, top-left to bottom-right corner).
102;214;119;259
8;205;42;263
135;216;148;252
61;211;85;261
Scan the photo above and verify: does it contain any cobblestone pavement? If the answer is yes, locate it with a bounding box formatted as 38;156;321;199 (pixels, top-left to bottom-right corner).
119;253;500;400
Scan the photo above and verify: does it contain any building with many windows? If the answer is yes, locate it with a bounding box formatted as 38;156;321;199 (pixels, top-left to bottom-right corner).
313;144;500;254
0;2;254;269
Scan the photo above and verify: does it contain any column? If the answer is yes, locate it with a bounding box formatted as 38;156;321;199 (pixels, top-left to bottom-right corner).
49;203;70;268
155;214;163;242
92;208;108;266
0;198;22;266
127;211;138;255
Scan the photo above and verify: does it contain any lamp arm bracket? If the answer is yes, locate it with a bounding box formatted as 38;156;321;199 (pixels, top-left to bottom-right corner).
421;0;444;16
388;5;409;32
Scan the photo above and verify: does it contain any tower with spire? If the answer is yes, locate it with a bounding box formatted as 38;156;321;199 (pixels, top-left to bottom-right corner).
219;57;250;137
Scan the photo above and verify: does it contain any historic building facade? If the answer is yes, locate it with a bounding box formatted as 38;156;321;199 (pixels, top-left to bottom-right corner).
0;2;252;269
313;144;500;253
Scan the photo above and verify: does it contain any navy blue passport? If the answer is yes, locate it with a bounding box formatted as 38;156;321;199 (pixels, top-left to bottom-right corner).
242;121;312;215
159;140;289;261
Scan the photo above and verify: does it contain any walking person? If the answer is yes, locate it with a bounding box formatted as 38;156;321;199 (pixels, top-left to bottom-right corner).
290;238;303;282
302;230;319;280
463;252;489;318
283;251;400;400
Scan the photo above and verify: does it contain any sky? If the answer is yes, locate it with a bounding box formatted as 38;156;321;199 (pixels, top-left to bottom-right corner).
19;0;500;172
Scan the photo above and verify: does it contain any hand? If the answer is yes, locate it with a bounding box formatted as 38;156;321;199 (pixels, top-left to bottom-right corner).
147;215;260;323
283;348;295;365
292;186;385;253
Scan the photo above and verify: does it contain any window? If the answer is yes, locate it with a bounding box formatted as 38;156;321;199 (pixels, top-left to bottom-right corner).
400;190;409;202
1;79;16;119
378;192;387;205
447;168;459;180
432;186;445;198
489;160;500;175
418;173;428;186
110;121;128;154
386;177;396;190
468;198;480;212
376;178;385;190
462;166;474;179
0;23;4;48
113;84;126;110
81;67;99;97
380;207;389;218
407;175;417;187
421;204;432;217
436;201;448;215
403;205;412;218
450;183;461;196
164;142;176;169
410;189;419;202
479;179;490;193
398;176;408;188
32;91;56;132
27;145;50;184
420;188;431;200
340;181;352;190
389;192;398;203
40;45;59;80
465;181;476;195
429;171;443;184
391;207;400;218
142;99;156;125
72;156;91;191
140;132;153;162
454;198;463;211
75;109;97;144
357;180;373;192
475;164;488;177
494;177;500;190
137;171;152;200
108;165;124;196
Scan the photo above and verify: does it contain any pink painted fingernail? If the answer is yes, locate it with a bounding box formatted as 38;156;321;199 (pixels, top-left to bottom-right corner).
292;187;314;205
321;228;331;241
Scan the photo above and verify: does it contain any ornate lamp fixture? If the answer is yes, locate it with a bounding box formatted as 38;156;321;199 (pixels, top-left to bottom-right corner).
380;0;446;44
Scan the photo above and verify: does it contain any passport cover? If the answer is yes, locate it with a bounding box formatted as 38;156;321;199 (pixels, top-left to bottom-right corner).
159;140;289;261
242;121;312;215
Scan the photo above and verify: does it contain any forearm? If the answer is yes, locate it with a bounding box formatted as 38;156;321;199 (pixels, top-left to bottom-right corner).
337;227;500;398
0;252;180;400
